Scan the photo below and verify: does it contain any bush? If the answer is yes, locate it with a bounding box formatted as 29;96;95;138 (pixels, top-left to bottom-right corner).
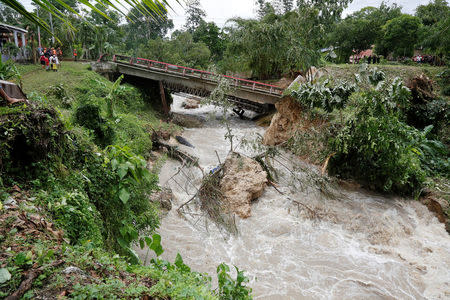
329;111;426;195
0;105;70;185
74;103;115;148
114;114;153;156
38;189;103;245
84;145;159;259
405;98;449;133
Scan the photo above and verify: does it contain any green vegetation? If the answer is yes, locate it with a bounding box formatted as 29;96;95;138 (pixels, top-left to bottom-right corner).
288;65;449;196
377;14;422;58
329;0;449;62
0;62;252;298
2;0;448;78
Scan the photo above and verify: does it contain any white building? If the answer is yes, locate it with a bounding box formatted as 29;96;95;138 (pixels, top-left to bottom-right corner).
0;23;29;62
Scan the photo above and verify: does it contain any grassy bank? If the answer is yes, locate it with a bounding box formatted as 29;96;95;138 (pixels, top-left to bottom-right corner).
324;64;444;87
1;62;251;299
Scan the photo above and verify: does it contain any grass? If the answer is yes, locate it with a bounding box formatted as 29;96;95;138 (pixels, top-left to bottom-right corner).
16;61;175;157
324;63;445;90
0;194;218;299
0;61;225;299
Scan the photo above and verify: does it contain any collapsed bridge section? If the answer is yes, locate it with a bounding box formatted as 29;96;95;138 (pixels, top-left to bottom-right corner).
93;55;284;114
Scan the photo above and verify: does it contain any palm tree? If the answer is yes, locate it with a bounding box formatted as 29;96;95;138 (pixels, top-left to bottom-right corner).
0;0;176;37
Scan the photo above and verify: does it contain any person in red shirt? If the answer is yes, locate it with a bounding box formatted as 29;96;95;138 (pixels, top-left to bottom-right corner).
44;56;50;71
40;55;46;69
73;49;77;61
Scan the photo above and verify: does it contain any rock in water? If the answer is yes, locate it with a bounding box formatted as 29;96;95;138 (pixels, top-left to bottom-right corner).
175;136;195;148
220;153;267;218
182;98;200;109
171;113;204;128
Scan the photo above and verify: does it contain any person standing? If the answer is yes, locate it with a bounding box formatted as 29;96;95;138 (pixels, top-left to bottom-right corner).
53;55;59;72
44;55;50;71
40;54;46;69
73;48;77;61
57;47;63;69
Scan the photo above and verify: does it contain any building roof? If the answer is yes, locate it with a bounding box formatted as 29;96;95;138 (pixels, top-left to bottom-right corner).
0;23;27;34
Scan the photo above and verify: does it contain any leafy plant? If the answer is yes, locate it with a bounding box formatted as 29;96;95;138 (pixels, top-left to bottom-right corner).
328;87;427;195
216;263;252;300
84;145;159;260
40;190;103;245
0;59;21;84
47;83;73;107
291;78;356;112
105;75;124;118
74;103;115;147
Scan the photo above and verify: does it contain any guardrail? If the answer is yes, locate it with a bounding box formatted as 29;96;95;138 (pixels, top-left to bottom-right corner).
112;54;284;96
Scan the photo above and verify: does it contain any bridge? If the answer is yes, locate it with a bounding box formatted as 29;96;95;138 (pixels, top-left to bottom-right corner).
93;54;284;114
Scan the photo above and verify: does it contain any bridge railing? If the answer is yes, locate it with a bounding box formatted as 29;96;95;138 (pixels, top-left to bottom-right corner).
112;54;284;96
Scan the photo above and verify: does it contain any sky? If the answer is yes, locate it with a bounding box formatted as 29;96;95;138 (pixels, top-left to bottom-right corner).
167;0;431;31
19;0;432;31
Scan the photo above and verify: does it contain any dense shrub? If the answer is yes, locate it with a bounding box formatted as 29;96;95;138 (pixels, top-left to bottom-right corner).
289;66;448;195
329;110;426;195
0;104;70;185
74;103;115;147
84;145;159;259
405;98;448;133
437;68;450;96
114;114;153;156
38;189;104;245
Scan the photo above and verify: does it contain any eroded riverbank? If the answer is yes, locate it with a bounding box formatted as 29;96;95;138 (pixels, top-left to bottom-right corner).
138;94;450;299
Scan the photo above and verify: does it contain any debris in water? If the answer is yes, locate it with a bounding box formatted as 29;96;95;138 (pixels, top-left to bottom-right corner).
176;135;195;148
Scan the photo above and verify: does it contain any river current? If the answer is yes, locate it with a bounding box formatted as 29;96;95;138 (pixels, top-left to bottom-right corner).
137;94;450;299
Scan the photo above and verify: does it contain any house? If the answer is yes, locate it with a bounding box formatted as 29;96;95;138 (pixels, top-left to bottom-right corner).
0;23;29;62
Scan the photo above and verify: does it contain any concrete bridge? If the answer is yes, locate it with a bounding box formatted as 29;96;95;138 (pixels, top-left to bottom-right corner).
92;55;284;114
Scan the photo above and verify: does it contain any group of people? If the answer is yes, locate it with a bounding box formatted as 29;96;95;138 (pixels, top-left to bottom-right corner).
39;47;62;71
412;55;437;64
352;55;381;64
396;55;444;65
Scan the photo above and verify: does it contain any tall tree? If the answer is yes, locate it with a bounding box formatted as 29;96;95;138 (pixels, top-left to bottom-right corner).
223;5;326;79
297;0;351;30
377;14;422;58
0;4;23;26
125;2;174;50
184;0;206;33
329;3;402;62
416;0;449;26
282;0;294;12
416;0;449;56
193;21;225;60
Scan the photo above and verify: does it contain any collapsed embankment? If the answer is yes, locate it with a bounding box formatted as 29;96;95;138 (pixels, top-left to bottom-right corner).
262;67;450;232
148;93;450;299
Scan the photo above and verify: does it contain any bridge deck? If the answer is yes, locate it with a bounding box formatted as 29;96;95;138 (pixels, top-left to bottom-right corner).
113;55;283;96
110;55;284;113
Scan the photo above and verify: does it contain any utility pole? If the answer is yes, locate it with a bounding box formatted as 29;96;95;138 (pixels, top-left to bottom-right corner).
49;12;55;45
37;9;41;48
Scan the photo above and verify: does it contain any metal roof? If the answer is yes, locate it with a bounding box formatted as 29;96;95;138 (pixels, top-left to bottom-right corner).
0;23;27;34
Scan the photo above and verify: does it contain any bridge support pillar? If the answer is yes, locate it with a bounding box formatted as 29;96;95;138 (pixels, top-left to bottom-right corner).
159;81;170;116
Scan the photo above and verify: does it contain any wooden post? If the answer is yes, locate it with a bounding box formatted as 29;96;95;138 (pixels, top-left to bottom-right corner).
159;81;169;116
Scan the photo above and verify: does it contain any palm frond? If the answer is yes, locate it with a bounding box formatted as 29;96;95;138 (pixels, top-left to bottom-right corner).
1;0;181;40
